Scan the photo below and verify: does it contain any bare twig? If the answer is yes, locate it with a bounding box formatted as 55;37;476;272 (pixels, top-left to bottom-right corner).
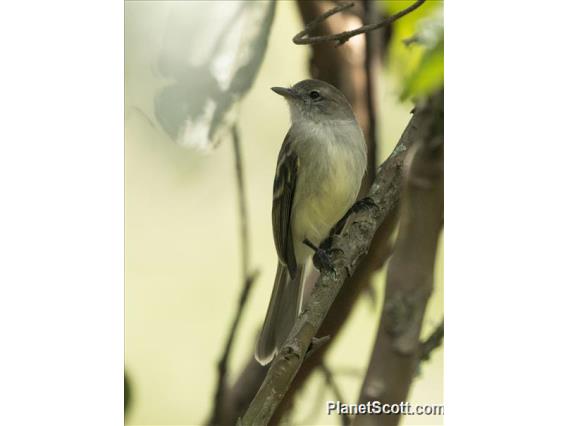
419;319;444;362
354;91;443;426
321;364;350;426
305;335;331;360
362;0;380;311
232;125;252;279
320;364;347;406
295;369;334;425
240;95;440;426
331;0;365;18
208;125;259;425
293;0;426;46
364;0;379;181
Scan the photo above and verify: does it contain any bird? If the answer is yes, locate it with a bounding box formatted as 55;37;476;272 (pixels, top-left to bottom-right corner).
255;79;367;365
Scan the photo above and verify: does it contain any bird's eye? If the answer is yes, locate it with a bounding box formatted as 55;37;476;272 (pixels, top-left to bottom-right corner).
309;90;321;100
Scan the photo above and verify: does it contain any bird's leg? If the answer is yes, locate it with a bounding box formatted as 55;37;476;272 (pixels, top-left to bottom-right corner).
303;199;376;273
328;197;377;236
303;238;334;273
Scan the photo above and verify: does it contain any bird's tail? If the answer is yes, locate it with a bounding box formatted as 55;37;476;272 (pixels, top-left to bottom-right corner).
255;263;304;365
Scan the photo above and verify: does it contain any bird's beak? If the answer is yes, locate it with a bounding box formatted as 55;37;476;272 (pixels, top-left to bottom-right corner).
271;87;301;99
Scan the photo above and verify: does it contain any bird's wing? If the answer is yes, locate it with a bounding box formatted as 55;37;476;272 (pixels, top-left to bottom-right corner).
272;131;298;279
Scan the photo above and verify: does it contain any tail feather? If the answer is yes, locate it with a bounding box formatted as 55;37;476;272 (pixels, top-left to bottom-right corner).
255;264;304;365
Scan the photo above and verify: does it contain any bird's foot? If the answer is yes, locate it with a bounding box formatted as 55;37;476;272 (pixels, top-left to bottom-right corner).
303;238;335;273
351;196;377;214
328;197;377;236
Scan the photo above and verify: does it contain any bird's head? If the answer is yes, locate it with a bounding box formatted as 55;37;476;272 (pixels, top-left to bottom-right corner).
271;79;355;123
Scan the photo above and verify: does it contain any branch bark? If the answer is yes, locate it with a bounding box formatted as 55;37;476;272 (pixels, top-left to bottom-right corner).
354;91;444;426
240;93;440;426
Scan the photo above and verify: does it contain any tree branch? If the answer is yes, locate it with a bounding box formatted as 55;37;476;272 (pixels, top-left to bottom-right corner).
419;319;444;363
208;125;259;425
293;0;426;46
240;93;441;426
231;125;253;284
354;91;443;426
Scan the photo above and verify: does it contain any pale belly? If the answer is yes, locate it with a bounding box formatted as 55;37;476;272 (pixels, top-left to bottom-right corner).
291;156;362;264
286;118;366;265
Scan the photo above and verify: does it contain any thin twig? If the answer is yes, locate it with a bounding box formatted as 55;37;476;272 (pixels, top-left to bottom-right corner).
209;125;259;425
286;364;353;425
305;335;331;360
232;125;251;279
420;319;444;362
321;364;350;426
293;0;426;46
296;371;333;425
364;0;379;181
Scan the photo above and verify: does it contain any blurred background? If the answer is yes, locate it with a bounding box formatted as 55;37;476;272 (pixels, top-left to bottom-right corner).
125;1;443;425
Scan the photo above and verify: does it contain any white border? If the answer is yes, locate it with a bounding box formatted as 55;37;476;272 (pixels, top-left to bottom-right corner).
446;1;568;424
0;0;124;424
1;0;568;424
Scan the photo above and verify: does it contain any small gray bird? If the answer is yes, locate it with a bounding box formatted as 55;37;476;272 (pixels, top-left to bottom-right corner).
255;79;367;365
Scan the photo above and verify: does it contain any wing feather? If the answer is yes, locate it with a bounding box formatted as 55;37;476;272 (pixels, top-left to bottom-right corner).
272;132;298;279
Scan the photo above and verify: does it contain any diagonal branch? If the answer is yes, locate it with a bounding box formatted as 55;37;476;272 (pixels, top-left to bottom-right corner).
240;92;443;426
293;0;426;46
354;91;443;426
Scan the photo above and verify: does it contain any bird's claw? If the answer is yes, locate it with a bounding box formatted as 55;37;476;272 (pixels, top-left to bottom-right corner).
351;196;376;214
313;248;334;273
328;197;376;237
303;238;335;273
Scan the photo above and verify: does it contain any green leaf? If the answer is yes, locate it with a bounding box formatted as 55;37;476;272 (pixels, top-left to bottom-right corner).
401;38;444;100
382;0;444;99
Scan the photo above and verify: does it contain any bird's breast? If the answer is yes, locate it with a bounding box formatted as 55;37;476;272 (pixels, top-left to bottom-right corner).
291;122;366;262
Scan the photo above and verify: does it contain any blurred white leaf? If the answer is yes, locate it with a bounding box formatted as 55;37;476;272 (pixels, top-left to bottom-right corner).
405;6;443;48
153;0;276;150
